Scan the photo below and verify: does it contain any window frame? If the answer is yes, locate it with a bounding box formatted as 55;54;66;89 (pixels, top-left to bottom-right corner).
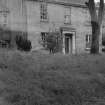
85;34;92;50
40;1;48;22
0;11;8;27
41;32;48;47
64;7;71;24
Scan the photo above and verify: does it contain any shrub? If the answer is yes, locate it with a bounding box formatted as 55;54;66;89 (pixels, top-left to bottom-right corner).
46;33;56;53
15;35;32;51
42;32;62;54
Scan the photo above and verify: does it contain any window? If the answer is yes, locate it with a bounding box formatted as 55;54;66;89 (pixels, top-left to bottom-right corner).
40;0;48;21
64;7;71;24
86;34;92;50
41;32;48;47
3;13;7;26
0;12;7;27
41;32;47;41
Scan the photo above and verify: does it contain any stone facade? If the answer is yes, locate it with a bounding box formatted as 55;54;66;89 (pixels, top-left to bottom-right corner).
26;0;92;54
0;0;104;54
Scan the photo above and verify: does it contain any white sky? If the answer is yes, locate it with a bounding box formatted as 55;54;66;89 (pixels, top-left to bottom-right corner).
95;0;105;2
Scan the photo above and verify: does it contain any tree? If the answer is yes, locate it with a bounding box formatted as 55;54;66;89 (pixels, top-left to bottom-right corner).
46;32;62;54
102;33;105;45
85;0;105;54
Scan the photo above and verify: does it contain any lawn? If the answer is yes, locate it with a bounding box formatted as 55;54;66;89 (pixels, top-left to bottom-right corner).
0;49;105;105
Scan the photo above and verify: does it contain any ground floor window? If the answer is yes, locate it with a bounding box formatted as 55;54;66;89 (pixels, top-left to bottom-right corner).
41;32;48;47
86;34;92;50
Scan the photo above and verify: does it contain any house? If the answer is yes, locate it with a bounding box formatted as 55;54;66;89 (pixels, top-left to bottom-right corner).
0;0;104;54
25;0;91;54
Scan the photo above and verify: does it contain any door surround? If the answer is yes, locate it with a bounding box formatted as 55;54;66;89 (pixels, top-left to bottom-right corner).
62;31;76;54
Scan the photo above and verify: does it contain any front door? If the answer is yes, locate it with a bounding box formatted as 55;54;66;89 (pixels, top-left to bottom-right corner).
65;37;69;53
65;34;72;54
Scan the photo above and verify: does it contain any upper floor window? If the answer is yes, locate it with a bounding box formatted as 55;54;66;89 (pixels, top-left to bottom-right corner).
64;7;71;24
86;34;92;50
0;12;8;27
40;0;48;22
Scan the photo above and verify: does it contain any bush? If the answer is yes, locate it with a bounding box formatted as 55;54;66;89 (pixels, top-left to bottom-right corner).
15;35;32;51
46;33;56;53
42;32;62;54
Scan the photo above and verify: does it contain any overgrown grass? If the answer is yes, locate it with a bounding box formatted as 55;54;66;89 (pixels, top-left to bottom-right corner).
0;50;105;105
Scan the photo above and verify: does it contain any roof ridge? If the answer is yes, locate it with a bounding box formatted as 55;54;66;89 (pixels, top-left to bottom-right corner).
28;0;88;5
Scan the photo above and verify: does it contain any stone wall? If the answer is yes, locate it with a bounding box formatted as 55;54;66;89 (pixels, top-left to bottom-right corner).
71;6;92;53
26;1;92;53
6;0;27;32
0;0;105;54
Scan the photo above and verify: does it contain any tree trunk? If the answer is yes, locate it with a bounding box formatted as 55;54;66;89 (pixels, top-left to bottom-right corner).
99;25;102;53
85;0;104;54
91;21;100;54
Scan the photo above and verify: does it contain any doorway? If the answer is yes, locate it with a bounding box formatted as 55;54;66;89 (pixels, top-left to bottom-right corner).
65;33;72;54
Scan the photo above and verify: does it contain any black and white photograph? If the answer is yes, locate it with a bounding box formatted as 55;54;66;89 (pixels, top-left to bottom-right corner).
0;0;105;105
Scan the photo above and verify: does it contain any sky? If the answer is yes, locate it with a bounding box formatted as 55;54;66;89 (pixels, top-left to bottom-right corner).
95;0;105;2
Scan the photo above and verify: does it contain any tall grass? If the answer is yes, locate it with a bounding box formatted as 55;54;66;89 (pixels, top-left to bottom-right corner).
0;50;105;105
